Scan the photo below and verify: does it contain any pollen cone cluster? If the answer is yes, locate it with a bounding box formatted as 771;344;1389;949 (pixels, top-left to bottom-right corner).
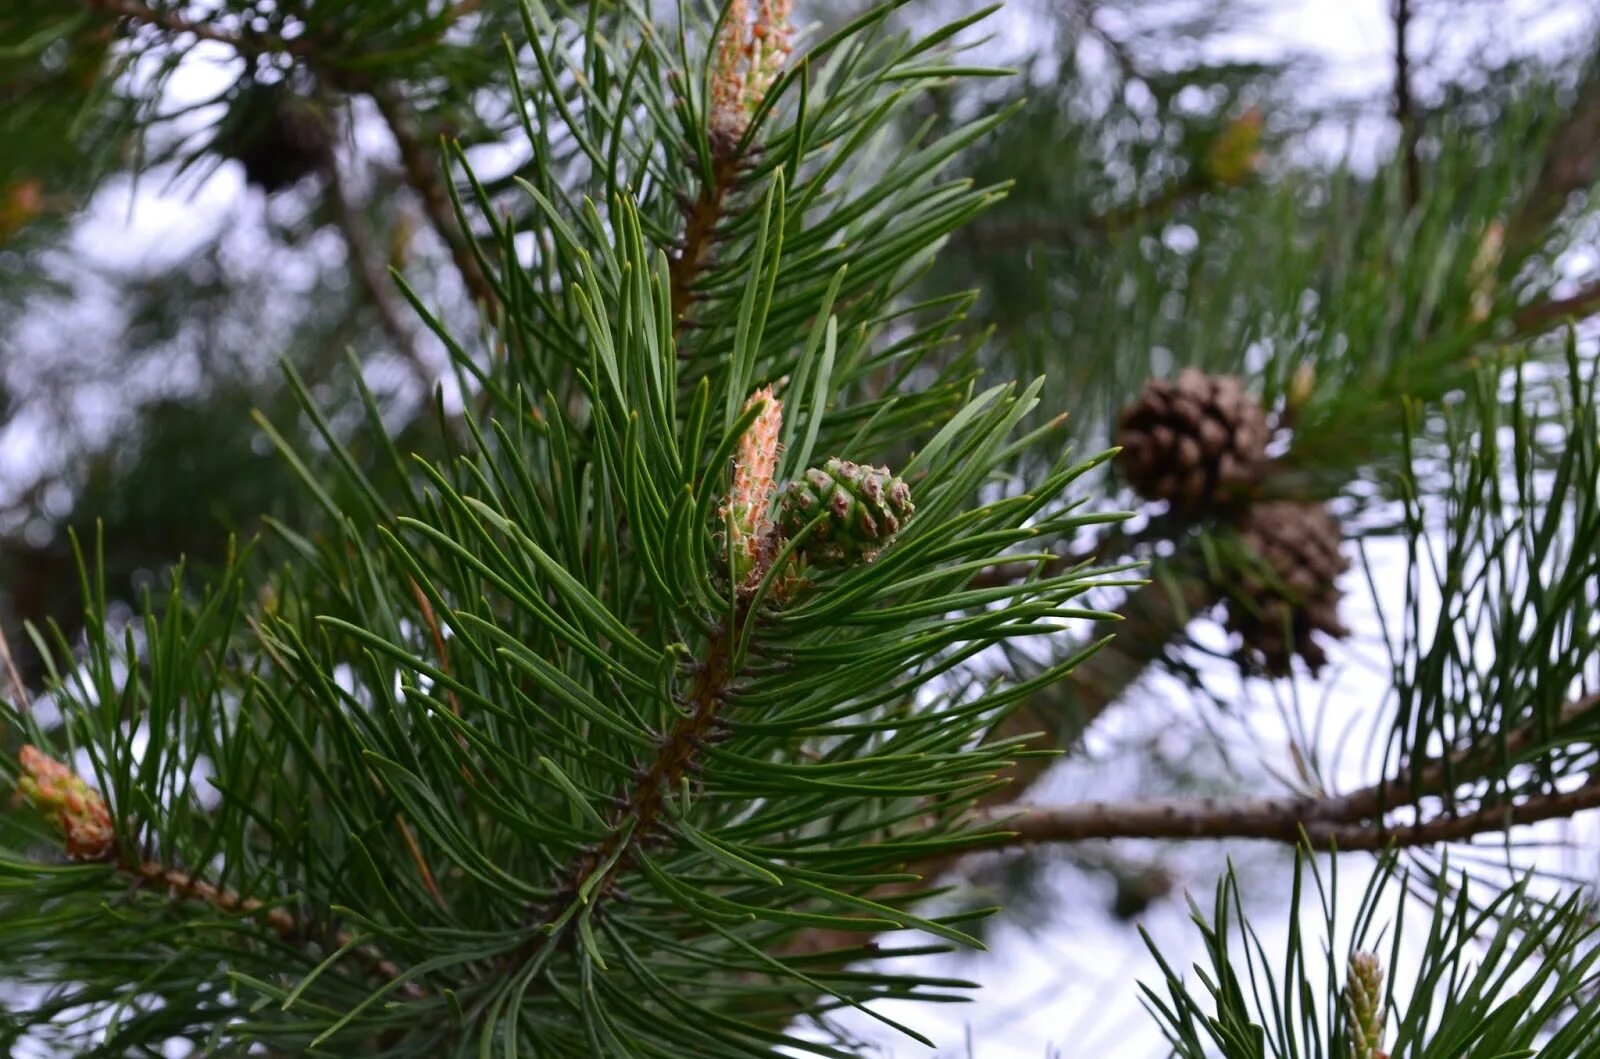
14;745;114;860
708;0;794;155
721;387;783;590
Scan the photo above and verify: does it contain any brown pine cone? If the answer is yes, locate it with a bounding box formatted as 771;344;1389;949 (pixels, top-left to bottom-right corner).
1222;500;1349;677
221;84;333;193
1116;370;1269;513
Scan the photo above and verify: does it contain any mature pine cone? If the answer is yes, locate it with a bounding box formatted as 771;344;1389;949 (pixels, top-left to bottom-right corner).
776;457;913;568
1222;500;1349;677
220;83;333;193
1116;370;1269;512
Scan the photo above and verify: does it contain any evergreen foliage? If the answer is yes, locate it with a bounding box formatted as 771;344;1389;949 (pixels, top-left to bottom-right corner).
3;1;1600;1055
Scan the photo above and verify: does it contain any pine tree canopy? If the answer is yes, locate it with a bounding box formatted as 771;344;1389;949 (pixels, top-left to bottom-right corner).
3;1;1600;1056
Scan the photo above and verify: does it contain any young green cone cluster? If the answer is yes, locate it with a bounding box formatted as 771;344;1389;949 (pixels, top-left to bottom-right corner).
777;456;915;568
720;391;915;595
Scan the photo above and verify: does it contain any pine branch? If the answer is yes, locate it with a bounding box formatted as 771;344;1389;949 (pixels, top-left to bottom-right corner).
1331;693;1600;820
1506;42;1600;254
87;0;482;55
1513;278;1600;333
0;621;30;713
90;0;500;317
965;778;1600;852
939;694;1600;858
88;0;309;55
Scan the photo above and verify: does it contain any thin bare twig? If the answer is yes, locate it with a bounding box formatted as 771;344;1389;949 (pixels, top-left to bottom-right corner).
129;858;424;996
393;815;447;910
324;152;435;394
371;85;499;312
1513;279;1600;334
0;623;31;713
967;778;1600;854
89;0;309;54
1392;0;1421;208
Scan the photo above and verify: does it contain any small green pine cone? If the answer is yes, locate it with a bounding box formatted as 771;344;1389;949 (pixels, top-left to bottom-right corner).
777;457;913;567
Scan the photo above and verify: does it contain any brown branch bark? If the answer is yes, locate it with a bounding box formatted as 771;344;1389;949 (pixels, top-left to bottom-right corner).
126;858;424;997
968;777;1600;854
915;694;1600;873
371;85;499;312
1506;45;1600;256
777;694;1600;962
1392;0;1421;209
511;625;738;968
1327;694;1600;822
669;152;746;340
1513;279;1600;334
324;153;435;393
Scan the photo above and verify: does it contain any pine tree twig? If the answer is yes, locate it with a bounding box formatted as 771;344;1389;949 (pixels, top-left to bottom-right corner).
1513;279;1600;334
962;778;1600;853
91;0;498;317
88;0;482;55
1328;693;1600;822
393;815;447;910
438;0;482;32
324;153;435;394
371;85;499;311
0;622;31;714
923;694;1600;866
1505;42;1600;255
1074;1;1141;86
669;152;746;342
408;578;460;718
1392;0;1421;209
127;859;425;998
773;695;1600;961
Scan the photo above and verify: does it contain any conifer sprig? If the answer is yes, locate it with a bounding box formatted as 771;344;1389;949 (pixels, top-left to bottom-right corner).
0;5;1119;1053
